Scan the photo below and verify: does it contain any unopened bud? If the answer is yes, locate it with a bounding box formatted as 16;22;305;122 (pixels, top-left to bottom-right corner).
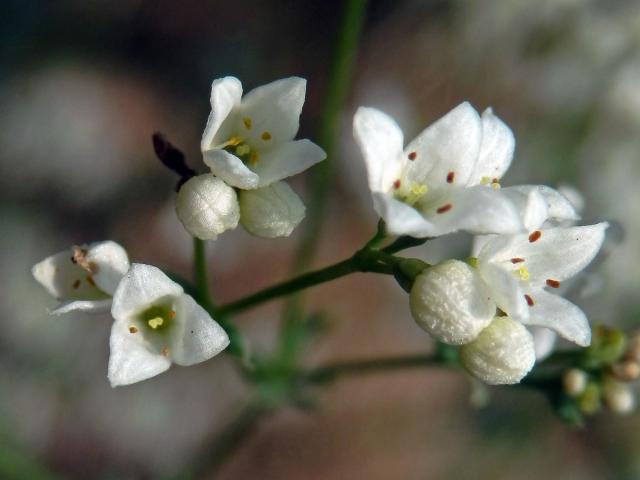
410;260;495;345
611;360;640;382
578;382;601;415
176;174;240;240
563;368;588;397
460;316;536;385
603;380;635;415
239;182;305;238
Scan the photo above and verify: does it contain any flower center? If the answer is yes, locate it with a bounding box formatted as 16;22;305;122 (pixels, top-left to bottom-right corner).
393;181;429;206
138;304;176;333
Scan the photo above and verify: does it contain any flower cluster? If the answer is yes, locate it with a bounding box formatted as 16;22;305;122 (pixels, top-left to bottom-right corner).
353;104;607;385
33;76;611;394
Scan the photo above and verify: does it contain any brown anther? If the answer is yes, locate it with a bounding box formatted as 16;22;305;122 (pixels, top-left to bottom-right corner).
161;346;170;357
546;279;561;288
261;131;272;141
72;279;81;289
169;310;176;319
436;203;452;214
524;294;535;307
528;230;542;243
408;151;417;161
446;171;455;183
72;246;97;273
393;179;401;189
492;177;499;184
129;326;138;334
86;276;97;288
510;258;525;264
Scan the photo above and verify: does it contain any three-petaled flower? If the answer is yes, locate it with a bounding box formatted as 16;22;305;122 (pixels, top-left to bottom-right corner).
32;241;130;314
108;264;229;386
198;76;326;238
353;103;526;237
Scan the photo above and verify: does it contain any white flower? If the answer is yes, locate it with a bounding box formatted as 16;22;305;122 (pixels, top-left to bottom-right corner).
474;223;608;347
238;181;305;238
200;76;326;238
352;103;525;237
410;260;495;344
32;241;129;315
175;173;240;240
460;315;536;385
108;264;229;387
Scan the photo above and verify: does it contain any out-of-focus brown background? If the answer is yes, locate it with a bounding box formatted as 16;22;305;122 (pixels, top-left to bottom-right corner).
2;1;640;478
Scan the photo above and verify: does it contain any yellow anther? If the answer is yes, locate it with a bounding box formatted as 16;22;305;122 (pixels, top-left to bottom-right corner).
491;181;501;190
261;131;272;141
243;117;252;130
517;266;530;281
227;136;243;146
148;317;164;329
481;176;491;185
235;144;251;156
410;184;428;196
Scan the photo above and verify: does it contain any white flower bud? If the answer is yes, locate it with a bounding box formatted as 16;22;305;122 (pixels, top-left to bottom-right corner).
409;260;495;345
563;368;588;397
175;174;240;240
239;181;305;238
603;380;636;415
460;316;536;385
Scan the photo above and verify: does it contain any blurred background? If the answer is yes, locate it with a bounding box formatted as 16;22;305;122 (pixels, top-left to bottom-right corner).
2;0;640;478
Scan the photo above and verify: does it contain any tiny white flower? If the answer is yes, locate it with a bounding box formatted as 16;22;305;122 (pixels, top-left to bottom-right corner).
474;223;609;347
410;260;495;345
239;181;305;238
108;264;229;387
563;368;588;397
200;76;326;238
32;241;129;315
460;315;536;385
603;379;636;414
352;103;525;237
175;173;240;240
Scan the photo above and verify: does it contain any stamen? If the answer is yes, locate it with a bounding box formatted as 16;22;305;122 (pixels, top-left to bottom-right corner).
261;131;272;141
169;310;176;319
510;258;525;264
148;317;164;329
436;203;452;214
517;266;530;281
481;176;491;185
546;279;561;288
243;117;252;130
408;151;417;161
491;180;501;190
72;246;97;273
161;346;170;357
86;276;97;287
529;230;542;243
393;179;401;189
129;326;138;334
492;177;499;184
524;294;535;307
72;279;81;289
446;171;455;183
235;144;251;156
227;136;243;146
249;152;259;164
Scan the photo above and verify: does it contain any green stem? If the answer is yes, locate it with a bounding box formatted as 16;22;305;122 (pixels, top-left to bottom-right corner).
292;0;369;273
301;353;442;384
193;237;213;309
216;249;395;317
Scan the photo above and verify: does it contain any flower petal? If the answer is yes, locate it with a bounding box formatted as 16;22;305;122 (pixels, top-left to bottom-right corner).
424;185;523;236
203;149;259;189
478;261;529;321
480;223;608;287
108;319;172;387
403;102;482;188
501;186;549;231
240;77;306;144
239;181;305;238
468;108;515;185
50;299;112;315
353;107;405;192
170;294;229;366
252;139;326;187
520;289;591;347
372;193;435;237
529;326;557;361
502;185;579;229
111;264;183;320
87;241;130;295
201;76;243;150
